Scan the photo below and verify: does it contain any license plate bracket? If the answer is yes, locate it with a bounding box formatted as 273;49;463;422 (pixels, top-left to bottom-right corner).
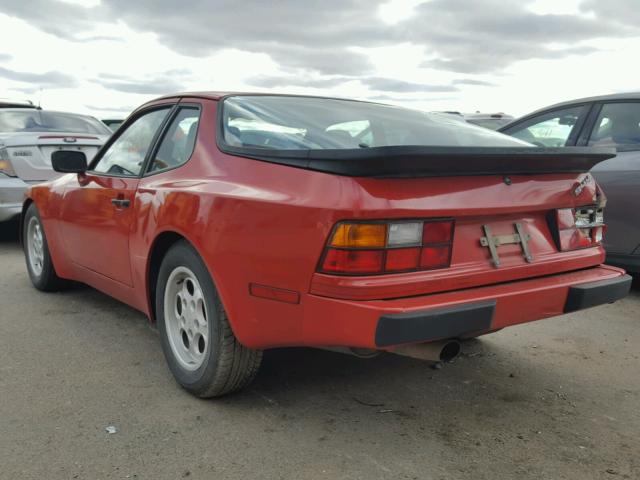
480;223;533;267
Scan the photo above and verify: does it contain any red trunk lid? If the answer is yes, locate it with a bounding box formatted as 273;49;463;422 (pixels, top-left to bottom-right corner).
311;171;606;300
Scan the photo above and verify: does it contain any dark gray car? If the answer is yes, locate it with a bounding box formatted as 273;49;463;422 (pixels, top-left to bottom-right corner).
500;92;640;273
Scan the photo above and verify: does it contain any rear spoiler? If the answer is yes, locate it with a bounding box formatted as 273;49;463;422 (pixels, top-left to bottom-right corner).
220;145;616;177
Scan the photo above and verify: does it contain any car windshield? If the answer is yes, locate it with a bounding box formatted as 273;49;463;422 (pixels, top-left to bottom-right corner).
221;95;532;151
0;110;111;135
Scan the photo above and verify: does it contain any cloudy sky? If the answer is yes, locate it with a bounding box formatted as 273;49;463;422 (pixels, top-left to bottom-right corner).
0;0;638;119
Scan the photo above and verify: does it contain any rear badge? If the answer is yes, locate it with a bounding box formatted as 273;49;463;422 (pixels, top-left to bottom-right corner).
480;223;533;267
572;174;591;197
63;137;77;143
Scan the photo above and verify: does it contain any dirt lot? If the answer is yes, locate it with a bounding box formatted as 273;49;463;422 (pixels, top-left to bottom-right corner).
0;223;638;480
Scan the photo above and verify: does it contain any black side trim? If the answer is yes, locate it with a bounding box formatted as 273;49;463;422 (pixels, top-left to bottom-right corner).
375;300;496;347
564;275;632;313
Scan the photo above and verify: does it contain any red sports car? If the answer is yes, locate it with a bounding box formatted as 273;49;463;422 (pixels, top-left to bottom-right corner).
21;93;631;397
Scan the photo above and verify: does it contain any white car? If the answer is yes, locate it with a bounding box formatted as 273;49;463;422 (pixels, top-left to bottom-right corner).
0;108;111;222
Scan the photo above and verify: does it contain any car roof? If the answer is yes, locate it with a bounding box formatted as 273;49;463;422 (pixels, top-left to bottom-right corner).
525;92;640;116
142;91;401;109
463;112;513;120
0;107;97;117
0;100;37;108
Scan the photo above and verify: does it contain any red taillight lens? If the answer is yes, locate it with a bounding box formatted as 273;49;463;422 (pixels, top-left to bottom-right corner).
320;219;454;275
420;246;451;269
423;220;453;244
322;249;384;274
554;206;604;251
385;247;421;271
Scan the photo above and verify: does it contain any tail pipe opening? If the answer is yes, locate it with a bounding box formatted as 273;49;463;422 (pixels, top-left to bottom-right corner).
320;339;462;363
391;339;462;363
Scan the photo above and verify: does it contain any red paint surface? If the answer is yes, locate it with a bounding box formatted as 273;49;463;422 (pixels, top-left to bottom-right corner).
25;93;627;349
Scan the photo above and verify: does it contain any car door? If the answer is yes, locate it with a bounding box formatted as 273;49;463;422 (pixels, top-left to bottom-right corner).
59;105;173;286
582;101;640;256
500;104;592;147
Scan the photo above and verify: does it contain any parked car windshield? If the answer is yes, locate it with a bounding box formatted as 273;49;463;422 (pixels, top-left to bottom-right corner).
221;96;532;150
0;110;111;135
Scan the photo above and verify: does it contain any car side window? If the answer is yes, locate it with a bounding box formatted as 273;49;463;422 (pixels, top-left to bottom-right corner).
147;107;200;173
503;106;587;147
588;102;640;150
92;107;171;176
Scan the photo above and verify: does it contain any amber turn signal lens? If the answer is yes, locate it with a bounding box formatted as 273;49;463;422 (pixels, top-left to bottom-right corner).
329;223;387;248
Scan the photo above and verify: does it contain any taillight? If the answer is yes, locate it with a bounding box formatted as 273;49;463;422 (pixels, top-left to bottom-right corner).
319;220;455;275
553;206;605;251
0;148;17;177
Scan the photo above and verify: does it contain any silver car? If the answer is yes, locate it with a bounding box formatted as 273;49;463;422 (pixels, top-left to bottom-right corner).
500;93;640;273
0;109;111;222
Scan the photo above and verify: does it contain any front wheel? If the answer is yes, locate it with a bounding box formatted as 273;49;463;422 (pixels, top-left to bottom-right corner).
156;241;262;397
22;203;67;291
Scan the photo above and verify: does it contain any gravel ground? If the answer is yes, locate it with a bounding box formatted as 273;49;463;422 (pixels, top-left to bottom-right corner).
1;222;638;480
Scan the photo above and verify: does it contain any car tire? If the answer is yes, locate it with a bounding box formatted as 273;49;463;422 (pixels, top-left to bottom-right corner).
22;203;67;291
156;240;262;398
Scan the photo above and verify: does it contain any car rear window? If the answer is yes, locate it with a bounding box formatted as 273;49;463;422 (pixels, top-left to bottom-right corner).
0;110;111;135
221;95;531;151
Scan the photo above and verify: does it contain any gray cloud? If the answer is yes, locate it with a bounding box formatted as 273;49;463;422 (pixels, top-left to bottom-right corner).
408;0;631;73
361;77;458;93
0;0;636;91
0;0;384;76
249;74;459;93
369;94;459;103
248;75;352;89
453;79;496;87
96;0;385;76
93;78;183;95
0;0;94;41
85;104;134;114
0;66;78;88
0;53;12;62
581;0;640;27
92;69;193;95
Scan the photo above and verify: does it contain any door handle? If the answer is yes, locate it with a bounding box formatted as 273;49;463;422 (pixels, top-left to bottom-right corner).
111;198;131;208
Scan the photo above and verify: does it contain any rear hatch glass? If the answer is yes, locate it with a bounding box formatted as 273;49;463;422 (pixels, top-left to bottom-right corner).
220;95;529;151
218;95;613;177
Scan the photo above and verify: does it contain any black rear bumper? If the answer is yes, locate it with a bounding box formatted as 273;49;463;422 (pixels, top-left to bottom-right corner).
375;300;495;347
374;274;632;347
564;274;633;313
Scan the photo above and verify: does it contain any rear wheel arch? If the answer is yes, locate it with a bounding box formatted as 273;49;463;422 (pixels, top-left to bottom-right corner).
19;198;34;246
147;231;187;323
146;232;235;333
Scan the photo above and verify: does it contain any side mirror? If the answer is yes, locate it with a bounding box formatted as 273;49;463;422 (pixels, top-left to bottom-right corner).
51;150;87;173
